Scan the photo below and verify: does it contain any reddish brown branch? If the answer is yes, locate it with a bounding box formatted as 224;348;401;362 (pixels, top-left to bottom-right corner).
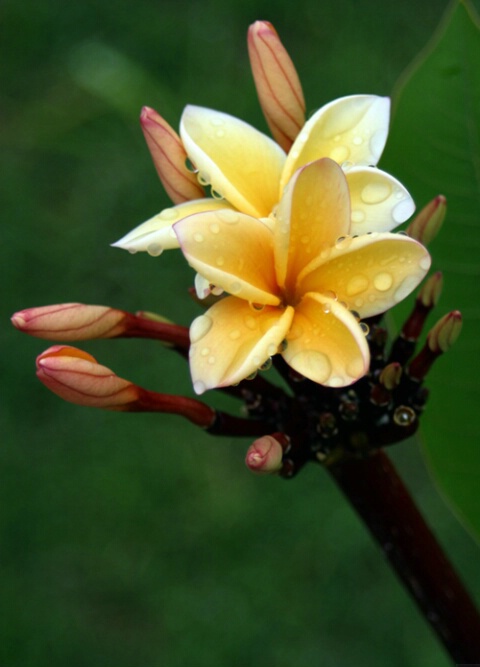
328;450;480;663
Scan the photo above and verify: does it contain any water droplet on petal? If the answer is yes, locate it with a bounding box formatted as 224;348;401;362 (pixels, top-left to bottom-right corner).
230;282;242;295
331;146;350;163
351;209;366;223
279;339;288;352
335;235;352;249
267;343;278;356
361;182;392;205
160;208;179;221
346;275;369;296
229;329;241;340
322;290;337;301
354;297;364;308
215;129;225;138
194;380;206;394
147;243;163;257
347;356;365;379
211;190;224;201
249;302;265;312
322;303;331;314
350;310;361;320
209;223;220;234
200;347;210;357
373;272;394;291
259;357;273;371
208;356;216;365
291;350;332;383
193;232;204;243
359;322;370;335
392;198;415;223
327;376;345;388
393;405;416;426
218;210;239;224
197;172;210;186
128;248;137;255
190;314;213;343
244;316;258;331
185;157;198;173
353;136;363;145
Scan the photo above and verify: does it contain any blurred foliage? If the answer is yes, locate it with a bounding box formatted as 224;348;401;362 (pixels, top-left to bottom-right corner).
2;0;479;666
382;0;480;540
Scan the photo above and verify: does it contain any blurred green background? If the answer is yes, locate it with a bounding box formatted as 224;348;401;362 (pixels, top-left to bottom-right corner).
2;0;479;665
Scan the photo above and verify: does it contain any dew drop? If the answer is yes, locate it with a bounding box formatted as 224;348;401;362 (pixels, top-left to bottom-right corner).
249;302;265;312
298;130;310;143
354;297;364;308
197;172;210;186
252;355;262;366
290;149;300;159
392;197;415;223
331;146;350;163
393;405;416;426
193;232;204;243
190;314;213;343
353;136;363;145
193;380;206;395
260;357;273;371
359;322;370;335
346;356;365;379
230;281;242;294
361;182;392;205
328;376;345;388
373;272;394;291
211;190;224;201
350;310;361;320
322;302;331;314
128;247;137;255
216;256;225;267
244;316;258;331
208;356;216;365
291;350;332;383
210;116;224;127
322;290;338;301
267;343;278;356
159;208;179;221
279;339;288;352
184;157;198;174
218;210;239;224
335;235;352;249
200;347;210;357
215;129;225;138
246;370;258;380
420;255;430;271
351;209;366;223
209;223;220;234
229;329;241;340
346;274;369;296
147;243;163;257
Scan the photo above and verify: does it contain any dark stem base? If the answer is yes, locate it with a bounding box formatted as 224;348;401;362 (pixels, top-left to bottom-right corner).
328;450;480;664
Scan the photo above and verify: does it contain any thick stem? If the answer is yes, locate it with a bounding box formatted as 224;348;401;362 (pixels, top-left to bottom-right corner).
328;450;480;664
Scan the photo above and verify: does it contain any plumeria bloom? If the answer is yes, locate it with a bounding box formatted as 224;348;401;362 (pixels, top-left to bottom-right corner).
174;158;430;394
113;95;414;262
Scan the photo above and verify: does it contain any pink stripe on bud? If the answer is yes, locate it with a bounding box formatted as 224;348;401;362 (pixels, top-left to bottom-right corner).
248;21;305;152
406;195;446;246
12;303;128;341
140;106;205;204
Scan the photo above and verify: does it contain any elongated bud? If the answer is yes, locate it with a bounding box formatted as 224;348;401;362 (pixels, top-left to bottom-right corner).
140;106;205;204
12;303;129;340
417;271;443;308
248;21;305;152
380;362;403;391
406;195;446;245
36;346;139;409
245;433;284;474
36;345;217;425
407;311;462;381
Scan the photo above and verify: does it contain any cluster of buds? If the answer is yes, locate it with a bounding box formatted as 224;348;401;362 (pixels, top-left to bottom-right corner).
12;22;461;478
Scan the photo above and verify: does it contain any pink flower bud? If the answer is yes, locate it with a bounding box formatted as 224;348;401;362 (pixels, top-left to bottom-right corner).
245;434;284;474
140;106;205;204
36;346;139;409
406;195;446;246
248;21;305;152
427;311;462;354
11;303;129;341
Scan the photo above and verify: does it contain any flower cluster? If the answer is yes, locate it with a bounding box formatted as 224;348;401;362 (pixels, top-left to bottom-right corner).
12;21;459;475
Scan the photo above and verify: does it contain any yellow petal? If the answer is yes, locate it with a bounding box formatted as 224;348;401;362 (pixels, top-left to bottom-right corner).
175;210;280;305
280;95;390;191
347;167;415;234
189;297;294;393
274;159;350;295
111;199;232;253
283;293;369;386
297;233;431;318
180;106;286;218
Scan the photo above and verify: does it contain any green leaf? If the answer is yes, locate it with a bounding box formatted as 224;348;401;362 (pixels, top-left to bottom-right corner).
381;0;480;539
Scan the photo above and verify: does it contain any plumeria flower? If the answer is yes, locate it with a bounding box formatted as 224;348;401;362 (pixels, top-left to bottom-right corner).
173;158;430;394
113;96;414;260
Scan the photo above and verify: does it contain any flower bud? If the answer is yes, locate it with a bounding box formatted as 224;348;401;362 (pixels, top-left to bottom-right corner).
406;195;446;245
140;106;205;204
245;434;284;474
417;271;443;308
427;310;462;354
36;346;139;409
12;303;128;341
248;21;305;152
